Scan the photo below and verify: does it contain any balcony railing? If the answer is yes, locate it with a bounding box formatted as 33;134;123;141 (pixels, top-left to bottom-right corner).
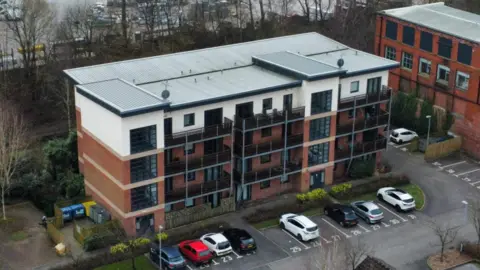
164;172;231;203
338;90;391;110
165;118;233;147
334;137;387;161
234;107;305;130
336;112;389;136
234;134;304;157
238;160;303;185
165;148;231;175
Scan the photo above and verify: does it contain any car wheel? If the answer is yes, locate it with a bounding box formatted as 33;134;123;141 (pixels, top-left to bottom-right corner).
297;234;303;241
398;139;403;144
395;205;401;212
377;194;383;201
280;222;285;229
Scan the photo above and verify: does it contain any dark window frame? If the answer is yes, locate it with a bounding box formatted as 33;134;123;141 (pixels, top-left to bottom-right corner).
311;90;332;115
350;81;359;93
457;43;472;65
401;52;413;70
419;58;431;75
260;154;271;164
130;125;157;154
308;142;330;166
262;98;272;112
131;183;158;211
385;20;398;40
420;31;433;52
260;180;271;189
184;143;195;155
438;37;452;59
384;46;396;60
184;113;195;127
402;26;415;46
184;172;196;182
261;127;272;137
130;155;158;183
309;117;331;141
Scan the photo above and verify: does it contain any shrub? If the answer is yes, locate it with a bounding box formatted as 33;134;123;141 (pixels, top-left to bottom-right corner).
349;159;375;179
308;188;328;200
83;230;118;251
329;174;410;200
296;193;307;202
331;183;352;194
156;232;168;241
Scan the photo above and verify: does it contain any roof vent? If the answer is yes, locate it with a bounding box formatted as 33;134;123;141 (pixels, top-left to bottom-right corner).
194;78;197;83
234;62;237;66
337;58;344;68
161;90;170;100
207;76;210;80
355;50;358;55
189;69;192;73
181;70;184;75
132;79;136;84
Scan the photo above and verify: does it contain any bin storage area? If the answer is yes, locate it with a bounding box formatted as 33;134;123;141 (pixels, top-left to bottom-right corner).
82;201;97;217
89;204;111;224
70;204;86;218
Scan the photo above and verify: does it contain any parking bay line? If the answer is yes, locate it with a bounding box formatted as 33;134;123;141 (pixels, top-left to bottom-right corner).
281;229;310;249
186;265;194;270
357;224;371;233
321;218;351;238
455;168;480;177
377;204;407;222
439;161;466;170
470;180;480;186
231;250;243;259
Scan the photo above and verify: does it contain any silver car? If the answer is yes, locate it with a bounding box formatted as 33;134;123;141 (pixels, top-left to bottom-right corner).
350;201;384;224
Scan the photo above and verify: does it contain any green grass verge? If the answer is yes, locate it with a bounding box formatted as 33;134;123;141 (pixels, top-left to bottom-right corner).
94;256;156;270
251;207;324;230
10;231;28;241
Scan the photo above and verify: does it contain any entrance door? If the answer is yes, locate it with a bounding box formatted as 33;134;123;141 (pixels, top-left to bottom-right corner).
205;108;223;126
206;192;221;208
164;118;172;135
310;171;325;189
283;94;293;112
236;184;252;202
135;214;154;236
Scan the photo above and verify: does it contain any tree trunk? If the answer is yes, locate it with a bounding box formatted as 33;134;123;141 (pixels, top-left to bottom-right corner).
248;0;255;31
131;255;136;270
2;185;6;220
122;0;128;47
440;244;444;262
259;0;265;33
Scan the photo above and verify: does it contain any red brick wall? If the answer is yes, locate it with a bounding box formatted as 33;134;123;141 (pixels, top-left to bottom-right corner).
251;177;295;200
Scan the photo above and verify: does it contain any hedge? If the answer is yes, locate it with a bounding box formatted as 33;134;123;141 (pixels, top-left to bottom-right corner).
329;174;411;200
47;223;64;245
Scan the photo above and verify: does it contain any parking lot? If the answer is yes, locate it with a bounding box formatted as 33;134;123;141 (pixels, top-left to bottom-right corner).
428;153;480;189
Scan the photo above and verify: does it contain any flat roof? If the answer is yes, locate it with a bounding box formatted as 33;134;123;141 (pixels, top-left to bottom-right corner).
380;2;480;43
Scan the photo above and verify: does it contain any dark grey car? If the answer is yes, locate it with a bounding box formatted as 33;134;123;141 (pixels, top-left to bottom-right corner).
350;201;384;224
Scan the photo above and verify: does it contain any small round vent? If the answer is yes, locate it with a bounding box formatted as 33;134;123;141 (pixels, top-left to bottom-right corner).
161;90;170;100
337;58;344;68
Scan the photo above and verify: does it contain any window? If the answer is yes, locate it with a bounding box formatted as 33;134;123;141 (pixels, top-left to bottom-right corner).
184;113;195;127
438;37;452;59
184;172;195;182
401;52;413;69
402;26;415;46
130;155;157;183
262;98;272;112
260;154;271;164
350;81;359;93
311;90;332;115
420;31;433;52
184;143;195;155
204;166;222;182
131;184;158;211
366;77;382;94
308;142;330;166
130;125;157;154
384;46;396;60
261;128;271;137
456;71;470;90
185;198;195;208
165;204;172;212
436;65;450;84
457;43;472;65
348;109;357;119
385;21;398;40
260;180;270;189
309;117;331;140
419;58;431;75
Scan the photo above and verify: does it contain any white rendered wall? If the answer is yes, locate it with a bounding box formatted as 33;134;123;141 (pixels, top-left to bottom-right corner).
339;70;389;100
122;110;165;152
302;77;340;117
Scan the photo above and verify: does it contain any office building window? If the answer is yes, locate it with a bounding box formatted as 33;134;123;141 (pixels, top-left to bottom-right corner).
366;77;382;94
419;58;431;75
310;117;330;140
311;90;332;115
438;37;452;59
401;52;413;69
436;65;450;84
261;127;272;137
260;180;270;189
385;21;397;40
456;71;470;90
308;142;330;166
402;26;415;46
420;31;433;52
350;81;359;93
262;98;272;112
385;46;396;60
130;125;156;154
184;143;195;155
184;172;196;182
130;155;157;183
260;154;271;164
131;183;158;211
457;43;472;65
184;113;195;127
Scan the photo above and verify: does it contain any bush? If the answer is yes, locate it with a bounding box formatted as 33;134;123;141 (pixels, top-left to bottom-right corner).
331;183;352;194
296;193;307;202
83;230;119;251
296;188;327;203
329;174;410;200
156;232;168;241
349;159;375;179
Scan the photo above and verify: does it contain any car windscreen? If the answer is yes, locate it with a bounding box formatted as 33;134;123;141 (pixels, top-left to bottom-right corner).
403;198;414;203
240;238;254;245
345;212;357;220
370;209;382;215
306;226;318;232
170;256;184;263
217;241;231;250
199;250;211;257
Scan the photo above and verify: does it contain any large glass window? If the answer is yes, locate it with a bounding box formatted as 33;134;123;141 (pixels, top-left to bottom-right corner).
457;43;472;65
384;46;396;60
436;65;450;84
130;155;157;183
131;183;158;211
308;142;330;166
401;52;413;69
420;31;433;52
402;26;415;46
438;37;452;59
310;117;331;140
456;71;470;90
350;81;359;93
204;166;222;182
366;77;382;94
130;125;156;154
385;21;397;40
311;90;332;115
419;58;431;75
184;113;195;127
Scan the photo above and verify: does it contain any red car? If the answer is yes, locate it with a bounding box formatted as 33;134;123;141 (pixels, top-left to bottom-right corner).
178;240;213;266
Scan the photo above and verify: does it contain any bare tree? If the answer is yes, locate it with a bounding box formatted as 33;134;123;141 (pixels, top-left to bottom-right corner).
426;219;461;263
307;240;347;270
0;100;27;220
468;200;480;254
344;238;371;270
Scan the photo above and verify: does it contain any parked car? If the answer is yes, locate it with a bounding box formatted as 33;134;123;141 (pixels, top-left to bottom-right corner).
279;213;319;241
222;228;257;254
200;233;233;257
350;201;384;224
149;245;186;270
377;187;416;212
324;204;358;227
178;240;213;266
390;128;418;144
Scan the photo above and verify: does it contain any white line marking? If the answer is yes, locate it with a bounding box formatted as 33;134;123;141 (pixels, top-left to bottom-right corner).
281;229;310;249
319;235;331;243
321;218;351;238
432;162;442;166
187;265;194;270
455;168;480;176
470;181;480;186
463;177;471;182
388;142;395;146
439;161;466;169
357;224;371;233
394;143;410;148
231;250;243;259
401;148;407;151
377;204;407;222
447;169;455;174
212;259;220;265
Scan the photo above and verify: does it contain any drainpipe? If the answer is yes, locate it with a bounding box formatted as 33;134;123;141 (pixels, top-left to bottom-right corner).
230;122;234;197
282;112;288;182
377;15;383;56
386;90;393;151
185;133;189;199
346;98;357;173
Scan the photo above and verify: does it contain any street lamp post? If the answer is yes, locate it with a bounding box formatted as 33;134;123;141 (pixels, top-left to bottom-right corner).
426;115;432;150
158;225;163;270
462;201;469;225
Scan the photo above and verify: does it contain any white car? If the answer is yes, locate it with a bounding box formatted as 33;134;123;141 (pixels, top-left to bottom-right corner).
390;128;418;144
279;213;319;241
200;233;233;257
377;187;416;211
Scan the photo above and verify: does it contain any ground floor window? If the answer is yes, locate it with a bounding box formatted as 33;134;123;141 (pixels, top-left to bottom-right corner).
260;180;271;189
131;184;158;211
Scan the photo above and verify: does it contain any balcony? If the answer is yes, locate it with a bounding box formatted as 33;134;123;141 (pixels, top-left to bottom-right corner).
234;107;305;130
336;112;389;136
237;160;303;185
334;137;387;161
165;148;231;176
234;134;304;157
338;90;391;111
164;172;231;203
165;118;233;147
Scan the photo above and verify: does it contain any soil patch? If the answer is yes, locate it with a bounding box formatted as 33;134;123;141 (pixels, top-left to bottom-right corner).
428;250;473;270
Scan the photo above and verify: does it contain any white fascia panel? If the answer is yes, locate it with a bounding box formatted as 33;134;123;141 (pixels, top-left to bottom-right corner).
302;77;340;117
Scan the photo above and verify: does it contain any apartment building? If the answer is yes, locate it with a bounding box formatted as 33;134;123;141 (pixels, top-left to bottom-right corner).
375;2;480;157
64;32;398;236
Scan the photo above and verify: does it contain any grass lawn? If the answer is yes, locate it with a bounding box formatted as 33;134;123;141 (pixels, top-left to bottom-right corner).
251;207;324;230
10;231;28;241
94;256;156;270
